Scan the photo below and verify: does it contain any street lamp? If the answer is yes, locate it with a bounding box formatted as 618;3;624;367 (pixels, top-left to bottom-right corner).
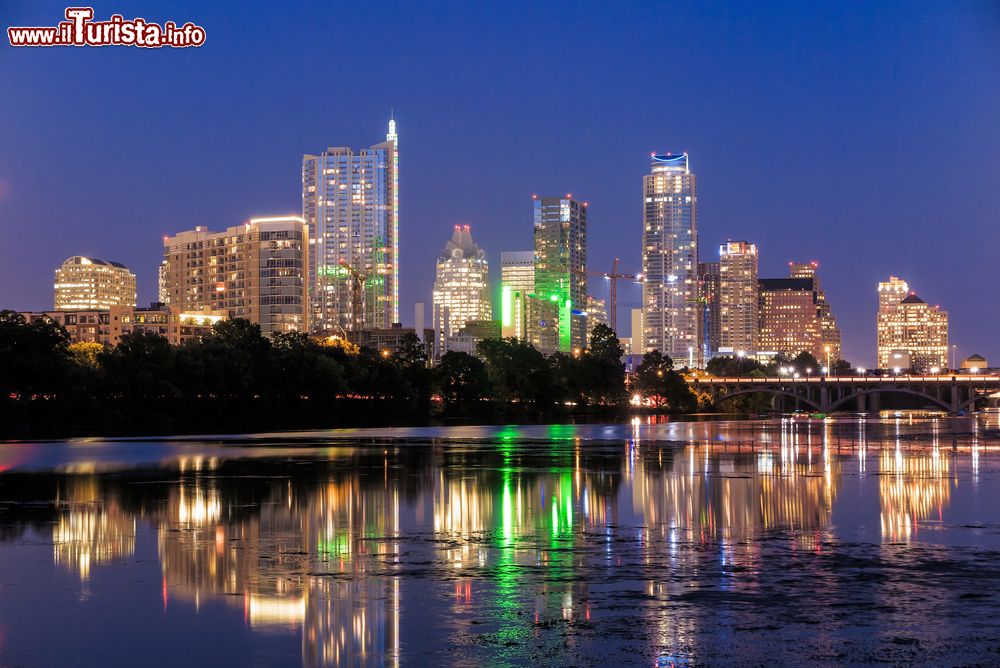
893;366;901;375
930;366;940;374
856;367;866;375
821;366;829;375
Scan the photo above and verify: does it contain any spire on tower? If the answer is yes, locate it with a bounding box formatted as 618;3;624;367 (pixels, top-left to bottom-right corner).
386;111;397;143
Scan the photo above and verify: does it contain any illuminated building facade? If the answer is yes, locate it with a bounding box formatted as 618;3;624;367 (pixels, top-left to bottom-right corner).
718;241;758;355
697;262;720;360
432;225;491;356
161;216;308;336
758;262;841;361
642;153;699;362
302;120;399;333
789;261;841;360
876;279;948;371
585;295;608;332
500;250;534;340
19;304;221;346
53;256;136;310
532;195;587;352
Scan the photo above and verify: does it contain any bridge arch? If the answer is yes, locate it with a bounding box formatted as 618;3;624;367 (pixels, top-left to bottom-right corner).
823;387;951;413
710;388;821;412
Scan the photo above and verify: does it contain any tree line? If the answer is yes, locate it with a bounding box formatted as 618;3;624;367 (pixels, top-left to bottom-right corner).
0;310;851;434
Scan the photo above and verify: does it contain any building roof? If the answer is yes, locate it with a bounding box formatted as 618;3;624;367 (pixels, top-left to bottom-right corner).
439;225;485;262
965;354;987;361
63;256;130;270
900;294;926;304
758;278;813;292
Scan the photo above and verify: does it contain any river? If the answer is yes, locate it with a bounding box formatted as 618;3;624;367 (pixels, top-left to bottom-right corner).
1;415;999;666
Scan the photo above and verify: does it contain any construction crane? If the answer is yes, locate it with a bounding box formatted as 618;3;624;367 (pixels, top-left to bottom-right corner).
586;258;642;330
338;260;370;332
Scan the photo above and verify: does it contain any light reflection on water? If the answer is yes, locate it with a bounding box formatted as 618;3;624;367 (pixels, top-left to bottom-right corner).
1;416;1000;666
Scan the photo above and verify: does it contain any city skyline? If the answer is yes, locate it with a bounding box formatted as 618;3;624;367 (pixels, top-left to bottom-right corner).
1;2;998;366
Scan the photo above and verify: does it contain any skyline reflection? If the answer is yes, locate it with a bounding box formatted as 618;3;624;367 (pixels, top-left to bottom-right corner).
1;417;998;666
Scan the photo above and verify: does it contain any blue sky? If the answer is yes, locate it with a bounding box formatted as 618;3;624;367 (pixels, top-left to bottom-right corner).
1;0;998;365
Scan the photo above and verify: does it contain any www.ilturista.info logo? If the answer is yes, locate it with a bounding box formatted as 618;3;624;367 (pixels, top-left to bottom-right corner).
7;7;206;48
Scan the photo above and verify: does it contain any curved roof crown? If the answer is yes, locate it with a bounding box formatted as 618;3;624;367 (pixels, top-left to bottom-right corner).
61;256;130;270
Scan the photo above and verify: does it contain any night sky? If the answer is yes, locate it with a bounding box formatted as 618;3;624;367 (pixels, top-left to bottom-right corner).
1;0;998;366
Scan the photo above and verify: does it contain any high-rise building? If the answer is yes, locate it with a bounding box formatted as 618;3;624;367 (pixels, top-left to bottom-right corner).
878;275;909;312
161;216;308;336
789;261;841;361
876;277;948;371
758;261;842;363
642;153;698;363
432;225;492;356
718;241;758;355
302;119;399;333
532;195;587;352
53;256;136;310
585;295;608;332
500;251;534;340
697;262;720;360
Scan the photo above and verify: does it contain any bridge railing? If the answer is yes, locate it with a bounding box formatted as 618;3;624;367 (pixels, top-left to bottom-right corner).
692;375;1000;384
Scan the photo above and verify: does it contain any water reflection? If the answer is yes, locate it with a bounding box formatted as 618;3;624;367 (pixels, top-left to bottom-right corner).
1;417;999;666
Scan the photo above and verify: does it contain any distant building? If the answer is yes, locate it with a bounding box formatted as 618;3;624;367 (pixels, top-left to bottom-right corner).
54;256;136;310
876;278;948;371
161;216;308;336
758;261;841;362
630;308;644;355
432;225;491;357
444;319;501;356
532;195;587;352
789;261;841;361
697;262;720;361
585;295;608;332
349;324;434;360
302;120;399;333
20;303;221;347
718;241;758;355
642;153;699;364
962;354;987;370
500;250;535;341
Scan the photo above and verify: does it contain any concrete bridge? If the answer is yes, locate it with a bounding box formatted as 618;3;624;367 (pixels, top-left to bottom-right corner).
691;374;1000;413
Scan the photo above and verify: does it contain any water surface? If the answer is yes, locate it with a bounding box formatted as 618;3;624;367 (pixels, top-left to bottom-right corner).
2;416;1000;666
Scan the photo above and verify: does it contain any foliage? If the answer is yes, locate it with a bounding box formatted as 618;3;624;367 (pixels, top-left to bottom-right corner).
633;350;696;411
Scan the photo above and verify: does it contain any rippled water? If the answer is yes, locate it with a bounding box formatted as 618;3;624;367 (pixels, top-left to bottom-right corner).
2;415;1000;667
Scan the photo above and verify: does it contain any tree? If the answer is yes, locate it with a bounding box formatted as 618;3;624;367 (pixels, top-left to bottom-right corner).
100;331;177;401
476;337;554;408
579;324;626;406
706;355;765;377
435;351;491;411
633;350;695;410
68;341;105;369
831;358;853;375
0;310;73;398
269;331;346;401
176;318;271;398
791;351;820;374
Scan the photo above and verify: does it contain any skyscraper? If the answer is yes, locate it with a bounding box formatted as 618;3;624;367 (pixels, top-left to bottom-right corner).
697;261;720;360
500;251;534;294
758;261;841;362
718;241;758;355
161;216;308;336
532;195;587;352
789;261;841;361
876;277;948;371
642;154;698;363
432;225;492;356
303;119;399;334
53;256;136;310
